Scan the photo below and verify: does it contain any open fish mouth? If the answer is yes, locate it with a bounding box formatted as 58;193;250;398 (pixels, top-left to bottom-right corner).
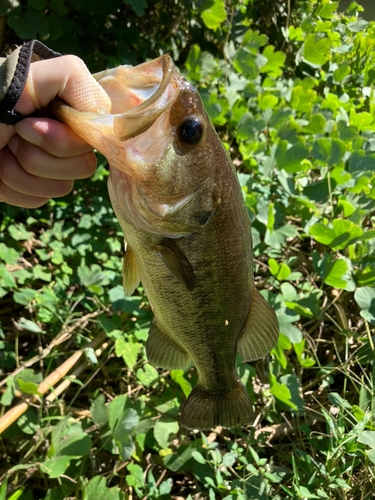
96;54;179;141
51;54;180;145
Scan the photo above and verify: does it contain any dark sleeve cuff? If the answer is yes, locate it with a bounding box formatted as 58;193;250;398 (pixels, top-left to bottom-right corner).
0;40;61;126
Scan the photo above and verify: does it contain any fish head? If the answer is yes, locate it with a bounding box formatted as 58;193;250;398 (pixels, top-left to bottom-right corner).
52;55;224;236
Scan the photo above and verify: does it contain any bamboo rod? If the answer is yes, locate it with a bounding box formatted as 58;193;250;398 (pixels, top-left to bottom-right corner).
0;332;107;435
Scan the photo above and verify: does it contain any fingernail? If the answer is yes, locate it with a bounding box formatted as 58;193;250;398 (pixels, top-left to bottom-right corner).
14;120;43;147
8;134;20;155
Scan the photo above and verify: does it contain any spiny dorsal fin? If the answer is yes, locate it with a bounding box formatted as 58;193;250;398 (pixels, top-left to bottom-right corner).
238;287;279;361
122;243;140;296
154;238;196;291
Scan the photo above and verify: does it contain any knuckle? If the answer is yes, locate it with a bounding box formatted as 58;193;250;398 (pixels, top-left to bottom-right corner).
64;54;87;73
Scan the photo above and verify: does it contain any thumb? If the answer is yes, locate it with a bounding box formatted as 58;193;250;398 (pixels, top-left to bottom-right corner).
15;55;112;115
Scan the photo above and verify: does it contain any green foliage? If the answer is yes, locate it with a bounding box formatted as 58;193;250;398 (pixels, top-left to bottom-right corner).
1;0;375;498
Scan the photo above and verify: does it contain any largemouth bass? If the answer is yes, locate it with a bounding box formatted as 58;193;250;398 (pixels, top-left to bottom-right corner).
51;55;279;430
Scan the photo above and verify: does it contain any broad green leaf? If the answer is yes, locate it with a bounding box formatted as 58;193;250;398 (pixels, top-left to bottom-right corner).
113;408;139;440
303;114;326;134
260;45;286;77
200;0;226;30
355;287;375;325
17;317;43;333
303;34;331;66
48;417;92;458
290;86;317;113
258;93;279;110
333;61;350;82
270;375;297;410
40;456;70;479
85;476;125;500
309;219;362;250
115;336;141;370
358;431;375;447
170;369;192;398
0;243;20;265
108;395;127;432
7;224;33;241
90;394;109;426
232;49;259;79
126;463;144;492
276;141;309;173
137;363;159;386
192;451;206;464
154;418;179;448
159;478;173;495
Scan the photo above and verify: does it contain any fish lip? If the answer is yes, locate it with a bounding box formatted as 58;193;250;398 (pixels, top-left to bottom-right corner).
111;54;179;142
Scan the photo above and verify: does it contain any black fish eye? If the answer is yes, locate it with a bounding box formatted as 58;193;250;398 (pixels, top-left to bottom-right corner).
178;116;203;145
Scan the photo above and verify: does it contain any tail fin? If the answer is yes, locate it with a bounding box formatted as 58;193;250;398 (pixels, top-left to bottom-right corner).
180;381;253;430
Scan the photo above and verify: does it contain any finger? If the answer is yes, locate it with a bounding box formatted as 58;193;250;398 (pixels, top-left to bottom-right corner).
0;180;49;208
15;117;94;157
0;147;74;198
15;55;112;115
7;134;97;180
0;123;15;150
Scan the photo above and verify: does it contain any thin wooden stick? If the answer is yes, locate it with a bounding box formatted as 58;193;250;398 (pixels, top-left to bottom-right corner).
0;309;106;388
0;332;107;435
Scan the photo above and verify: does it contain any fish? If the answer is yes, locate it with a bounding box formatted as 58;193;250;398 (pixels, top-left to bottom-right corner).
51;55;279;430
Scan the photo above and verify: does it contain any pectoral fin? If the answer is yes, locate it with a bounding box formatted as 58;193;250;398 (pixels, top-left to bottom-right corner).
238;288;279;361
122;244;140;296
154;238;196;291
146;322;191;369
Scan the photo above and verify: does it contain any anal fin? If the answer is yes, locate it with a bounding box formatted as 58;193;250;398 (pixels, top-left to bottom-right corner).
146;322;191;370
238;287;279;361
154;238;196;291
122;243;140;296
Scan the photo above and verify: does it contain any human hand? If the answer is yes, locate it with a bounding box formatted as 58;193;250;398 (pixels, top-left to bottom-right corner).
0;55;111;208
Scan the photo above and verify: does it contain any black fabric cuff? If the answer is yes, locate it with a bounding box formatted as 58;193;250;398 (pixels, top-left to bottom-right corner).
0;40;61;126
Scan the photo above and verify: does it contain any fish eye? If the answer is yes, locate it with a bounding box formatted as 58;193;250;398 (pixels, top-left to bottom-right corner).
178;116;203;145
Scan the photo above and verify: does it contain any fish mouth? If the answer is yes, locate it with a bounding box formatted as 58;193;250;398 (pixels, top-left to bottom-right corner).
52;54;180;145
97;54;179;141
